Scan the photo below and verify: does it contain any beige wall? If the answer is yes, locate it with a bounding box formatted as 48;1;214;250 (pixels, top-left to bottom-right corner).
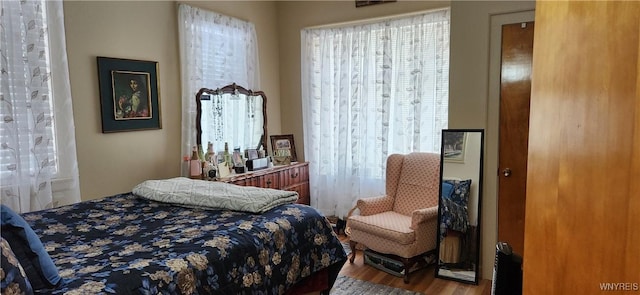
64;1;281;200
450;0;534;280
65;1;180;200
64;0;535;281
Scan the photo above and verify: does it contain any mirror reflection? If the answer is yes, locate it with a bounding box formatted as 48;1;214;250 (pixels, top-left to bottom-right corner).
435;129;484;285
196;83;267;153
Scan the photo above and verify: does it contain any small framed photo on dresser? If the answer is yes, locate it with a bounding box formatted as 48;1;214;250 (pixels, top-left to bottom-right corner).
270;134;297;162
247;149;259;160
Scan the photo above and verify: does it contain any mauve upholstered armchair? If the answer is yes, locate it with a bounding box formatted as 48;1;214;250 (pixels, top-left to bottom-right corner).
346;152;440;283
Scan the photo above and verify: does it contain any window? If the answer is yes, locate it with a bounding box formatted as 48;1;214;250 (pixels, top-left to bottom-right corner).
0;0;80;212
178;4;259;160
300;8;450;217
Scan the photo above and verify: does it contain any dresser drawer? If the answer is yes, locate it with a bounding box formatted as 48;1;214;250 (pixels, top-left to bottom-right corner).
259;173;279;189
229;178;247;186
279;165;309;188
220;162;309;204
285;182;310;205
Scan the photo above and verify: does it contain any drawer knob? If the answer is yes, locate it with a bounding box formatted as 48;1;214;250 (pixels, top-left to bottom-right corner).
266;179;272;186
291;172;299;178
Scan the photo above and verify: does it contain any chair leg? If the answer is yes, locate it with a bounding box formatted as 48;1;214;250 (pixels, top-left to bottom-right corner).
349;240;357;263
401;257;415;284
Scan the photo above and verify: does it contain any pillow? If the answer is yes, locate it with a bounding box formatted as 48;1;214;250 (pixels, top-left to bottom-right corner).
0;205;61;290
440;179;472;234
443;179;471;207
1;237;34;295
441;181;454;200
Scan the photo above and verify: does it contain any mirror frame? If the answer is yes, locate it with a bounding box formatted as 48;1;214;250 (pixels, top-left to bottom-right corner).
195;83;268;151
435;128;484;285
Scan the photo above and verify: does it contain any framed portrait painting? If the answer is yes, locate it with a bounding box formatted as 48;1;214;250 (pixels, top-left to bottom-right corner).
247;149;259;160
270;134;297;162
97;57;162;133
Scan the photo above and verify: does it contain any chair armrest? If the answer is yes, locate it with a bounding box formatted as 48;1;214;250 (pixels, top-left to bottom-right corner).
357;195;394;216
410;206;439;229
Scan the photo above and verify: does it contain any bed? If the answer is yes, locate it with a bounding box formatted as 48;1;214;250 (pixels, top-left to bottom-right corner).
1;178;347;294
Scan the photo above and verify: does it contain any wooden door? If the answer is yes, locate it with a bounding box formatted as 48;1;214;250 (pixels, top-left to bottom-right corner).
497;21;534;256
524;2;640;294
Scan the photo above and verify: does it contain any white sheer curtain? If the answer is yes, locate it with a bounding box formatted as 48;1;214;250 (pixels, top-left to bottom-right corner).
178;4;259;163
301;9;450;218
0;0;81;213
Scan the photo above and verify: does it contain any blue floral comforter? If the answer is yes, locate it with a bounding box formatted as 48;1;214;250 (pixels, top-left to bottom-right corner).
21;193;347;294
439;179;472;239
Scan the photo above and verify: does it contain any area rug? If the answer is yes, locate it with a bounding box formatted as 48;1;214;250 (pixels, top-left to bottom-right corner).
330;275;424;295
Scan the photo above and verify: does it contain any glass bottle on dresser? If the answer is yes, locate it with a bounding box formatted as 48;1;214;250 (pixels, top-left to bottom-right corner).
203;142;217;180
223;142;233;169
189;146;202;178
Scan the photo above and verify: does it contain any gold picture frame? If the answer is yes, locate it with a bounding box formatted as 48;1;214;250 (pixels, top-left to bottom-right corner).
270;134;297;162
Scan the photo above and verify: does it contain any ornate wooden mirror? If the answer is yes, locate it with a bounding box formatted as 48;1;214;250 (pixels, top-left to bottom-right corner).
196;83;268;154
435;129;484;285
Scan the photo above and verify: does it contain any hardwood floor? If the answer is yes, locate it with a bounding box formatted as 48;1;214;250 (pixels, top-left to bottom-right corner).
337;236;491;294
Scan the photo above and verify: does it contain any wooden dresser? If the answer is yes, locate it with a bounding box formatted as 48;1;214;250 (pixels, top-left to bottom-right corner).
219;162;310;205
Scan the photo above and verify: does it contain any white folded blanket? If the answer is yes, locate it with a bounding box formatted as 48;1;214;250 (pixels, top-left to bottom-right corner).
133;177;299;213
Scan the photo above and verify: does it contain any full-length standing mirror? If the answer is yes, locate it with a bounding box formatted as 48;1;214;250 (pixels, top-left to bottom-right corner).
435;129;484;284
196;83;268;153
